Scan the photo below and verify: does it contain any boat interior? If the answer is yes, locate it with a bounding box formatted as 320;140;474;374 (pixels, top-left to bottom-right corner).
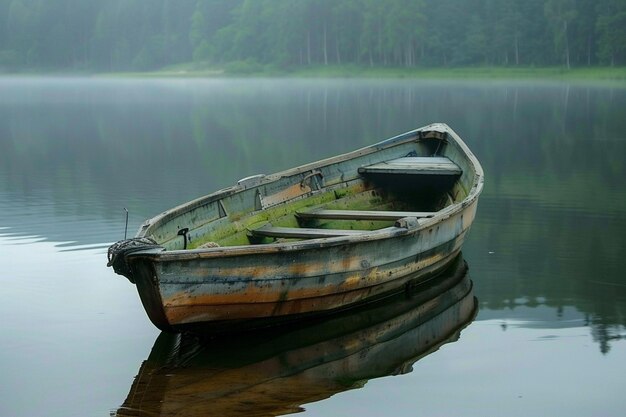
139;133;475;250
247;156;461;244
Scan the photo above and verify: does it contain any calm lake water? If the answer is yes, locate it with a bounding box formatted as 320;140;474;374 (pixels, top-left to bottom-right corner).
1;77;625;416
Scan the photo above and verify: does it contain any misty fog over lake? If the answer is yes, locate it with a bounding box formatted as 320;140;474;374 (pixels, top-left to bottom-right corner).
1;77;625;416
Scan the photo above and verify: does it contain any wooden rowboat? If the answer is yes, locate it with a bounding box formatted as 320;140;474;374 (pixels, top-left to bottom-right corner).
107;123;483;332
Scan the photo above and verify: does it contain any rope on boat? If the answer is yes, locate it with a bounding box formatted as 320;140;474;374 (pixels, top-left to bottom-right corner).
107;237;162;282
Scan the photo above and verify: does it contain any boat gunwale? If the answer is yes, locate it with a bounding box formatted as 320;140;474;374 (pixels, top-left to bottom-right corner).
131;123;484;262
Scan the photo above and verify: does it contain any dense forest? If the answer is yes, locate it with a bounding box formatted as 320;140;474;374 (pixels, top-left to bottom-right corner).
0;0;625;72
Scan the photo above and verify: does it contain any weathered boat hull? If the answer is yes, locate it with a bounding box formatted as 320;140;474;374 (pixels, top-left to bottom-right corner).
112;123;484;333
132;204;475;332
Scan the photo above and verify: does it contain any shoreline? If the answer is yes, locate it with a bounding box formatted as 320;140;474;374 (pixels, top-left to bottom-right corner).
2;65;625;82
103;64;626;81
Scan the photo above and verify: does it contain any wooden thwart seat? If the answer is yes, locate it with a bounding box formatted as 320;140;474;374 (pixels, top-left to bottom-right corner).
296;209;435;221
250;224;371;239
358;156;462;176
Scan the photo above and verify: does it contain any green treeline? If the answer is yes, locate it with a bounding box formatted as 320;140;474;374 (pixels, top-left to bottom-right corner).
1;0;625;72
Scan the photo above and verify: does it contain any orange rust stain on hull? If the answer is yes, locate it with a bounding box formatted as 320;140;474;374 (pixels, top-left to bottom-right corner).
162;239;463;309
161;248;462;326
165;283;382;325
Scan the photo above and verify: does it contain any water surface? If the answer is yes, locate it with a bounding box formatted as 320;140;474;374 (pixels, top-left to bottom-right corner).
0;77;625;416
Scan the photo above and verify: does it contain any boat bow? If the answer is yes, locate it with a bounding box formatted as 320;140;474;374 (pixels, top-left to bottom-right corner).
107;237;164;282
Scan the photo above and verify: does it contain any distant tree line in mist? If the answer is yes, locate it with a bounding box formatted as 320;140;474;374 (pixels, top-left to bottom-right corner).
0;0;625;72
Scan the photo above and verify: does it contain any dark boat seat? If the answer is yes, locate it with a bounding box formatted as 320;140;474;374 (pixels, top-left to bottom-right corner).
358;156;462;176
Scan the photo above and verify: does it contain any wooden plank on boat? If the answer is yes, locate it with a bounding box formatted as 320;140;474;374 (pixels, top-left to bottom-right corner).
296;209;435;221
250;225;370;239
358;157;462;176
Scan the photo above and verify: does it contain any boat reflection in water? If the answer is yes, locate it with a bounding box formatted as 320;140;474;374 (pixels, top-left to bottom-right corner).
115;256;477;417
